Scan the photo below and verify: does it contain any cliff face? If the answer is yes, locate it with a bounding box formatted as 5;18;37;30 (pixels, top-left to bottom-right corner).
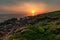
0;10;60;40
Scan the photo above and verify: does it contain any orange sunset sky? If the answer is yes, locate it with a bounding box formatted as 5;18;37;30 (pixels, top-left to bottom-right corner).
0;0;60;16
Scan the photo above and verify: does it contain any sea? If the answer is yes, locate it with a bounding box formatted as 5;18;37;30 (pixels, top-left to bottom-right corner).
0;14;26;23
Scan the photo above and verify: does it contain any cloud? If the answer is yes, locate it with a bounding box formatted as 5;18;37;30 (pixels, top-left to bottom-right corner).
0;0;18;5
0;0;60;15
0;2;46;12
0;0;60;5
0;1;60;12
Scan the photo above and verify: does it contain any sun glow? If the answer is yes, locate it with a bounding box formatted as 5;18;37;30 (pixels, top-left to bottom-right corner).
32;10;35;16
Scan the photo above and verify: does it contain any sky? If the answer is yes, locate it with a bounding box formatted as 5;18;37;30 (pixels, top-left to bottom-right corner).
0;0;60;15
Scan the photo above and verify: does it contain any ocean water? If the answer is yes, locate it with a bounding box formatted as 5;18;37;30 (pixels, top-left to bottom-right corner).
0;14;26;23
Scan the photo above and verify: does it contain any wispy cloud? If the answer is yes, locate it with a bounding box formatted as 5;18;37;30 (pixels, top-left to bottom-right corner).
0;0;60;15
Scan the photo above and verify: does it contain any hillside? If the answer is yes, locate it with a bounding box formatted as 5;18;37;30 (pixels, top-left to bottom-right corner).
0;10;60;40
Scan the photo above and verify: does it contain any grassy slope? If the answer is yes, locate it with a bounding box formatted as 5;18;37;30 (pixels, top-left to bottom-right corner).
8;11;60;40
0;10;60;40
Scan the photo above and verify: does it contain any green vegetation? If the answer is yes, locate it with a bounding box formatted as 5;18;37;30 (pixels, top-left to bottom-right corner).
8;25;60;40
0;10;60;40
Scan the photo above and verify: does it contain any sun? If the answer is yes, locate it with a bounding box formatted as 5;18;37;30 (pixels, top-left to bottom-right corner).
31;10;35;16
